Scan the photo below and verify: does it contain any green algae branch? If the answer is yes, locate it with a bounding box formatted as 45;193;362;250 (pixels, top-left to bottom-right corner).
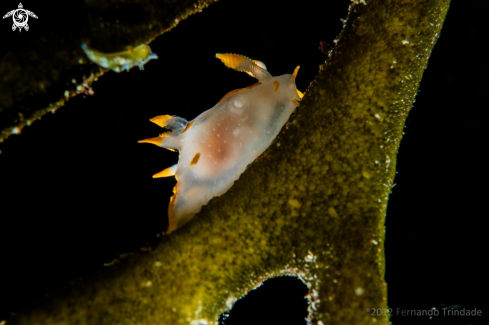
5;0;450;324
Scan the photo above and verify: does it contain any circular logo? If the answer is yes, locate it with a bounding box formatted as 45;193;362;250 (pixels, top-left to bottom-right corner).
13;9;28;28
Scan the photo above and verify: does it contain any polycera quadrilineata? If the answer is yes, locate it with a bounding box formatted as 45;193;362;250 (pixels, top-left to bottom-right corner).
81;43;158;72
140;53;304;233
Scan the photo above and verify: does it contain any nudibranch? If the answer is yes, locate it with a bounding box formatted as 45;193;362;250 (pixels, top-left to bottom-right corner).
81;43;158;72
139;53;304;233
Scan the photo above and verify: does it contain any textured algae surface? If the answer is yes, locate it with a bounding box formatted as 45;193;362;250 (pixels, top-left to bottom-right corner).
6;0;450;324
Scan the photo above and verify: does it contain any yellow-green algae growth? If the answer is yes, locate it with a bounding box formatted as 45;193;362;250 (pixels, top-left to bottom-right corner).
6;0;450;324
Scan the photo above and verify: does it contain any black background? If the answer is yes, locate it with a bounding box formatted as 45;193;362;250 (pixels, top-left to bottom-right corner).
0;0;487;324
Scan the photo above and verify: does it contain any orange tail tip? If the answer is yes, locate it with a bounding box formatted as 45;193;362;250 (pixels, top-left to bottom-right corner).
153;164;177;178
138;136;164;146
150;115;172;128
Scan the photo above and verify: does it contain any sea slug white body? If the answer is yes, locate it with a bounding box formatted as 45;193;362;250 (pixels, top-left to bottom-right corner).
140;53;303;233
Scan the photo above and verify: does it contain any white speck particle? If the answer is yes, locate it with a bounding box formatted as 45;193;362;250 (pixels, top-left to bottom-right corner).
225;294;237;309
372;240;379;245
305;251;317;263
402;40;410;45
190;319;208;325
11;127;21;135
116;57;127;65
355;287;365;296
154;261;162;267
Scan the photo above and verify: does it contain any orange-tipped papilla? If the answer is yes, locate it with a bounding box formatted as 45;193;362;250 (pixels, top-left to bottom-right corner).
153;165;177;178
292;66;300;79
296;89;304;99
138;136;164;146
292;66;304;99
